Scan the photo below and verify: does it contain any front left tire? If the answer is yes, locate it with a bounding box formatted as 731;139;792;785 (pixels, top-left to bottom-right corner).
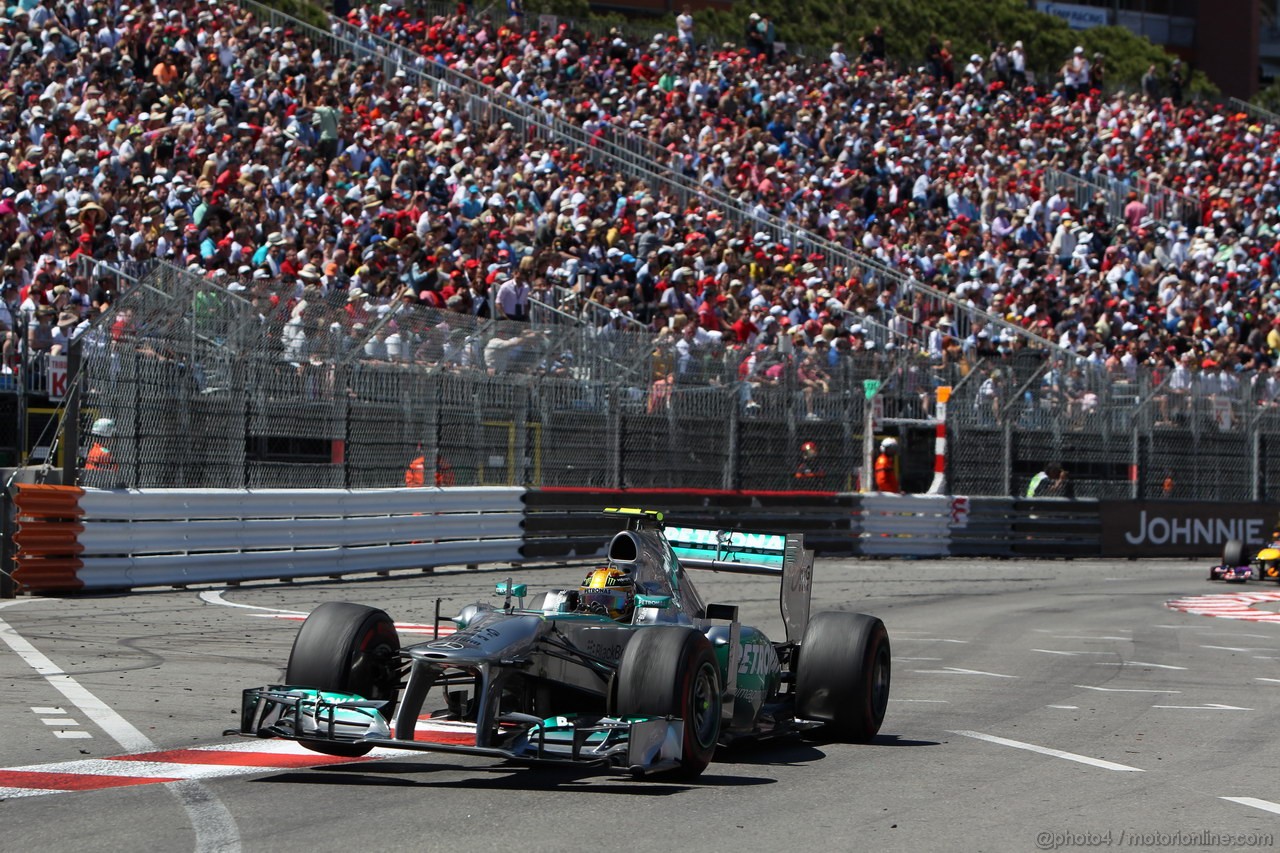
614;627;721;779
286;602;401;756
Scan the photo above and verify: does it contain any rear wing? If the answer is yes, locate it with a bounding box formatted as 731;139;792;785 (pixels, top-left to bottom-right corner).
664;526;813;644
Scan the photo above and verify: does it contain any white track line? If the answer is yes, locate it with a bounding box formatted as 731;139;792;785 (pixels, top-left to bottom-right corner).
198;589;306;615
913;667;1018;678
0;615;153;751
1050;636;1132;641
1222;796;1280;815
0;613;240;852
1256;677;1280;684
950;731;1144;772
1075;685;1180;694
1152;704;1252;711
889;699;950;704
1047;705;1079;710
1095;661;1187;670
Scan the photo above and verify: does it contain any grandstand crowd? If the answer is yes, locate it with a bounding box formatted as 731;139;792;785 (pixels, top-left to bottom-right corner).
3;0;1280;407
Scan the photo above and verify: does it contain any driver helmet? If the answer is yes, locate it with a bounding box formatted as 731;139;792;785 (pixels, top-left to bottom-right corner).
579;567;635;622
91;418;116;438
880;437;899;455
800;440;818;458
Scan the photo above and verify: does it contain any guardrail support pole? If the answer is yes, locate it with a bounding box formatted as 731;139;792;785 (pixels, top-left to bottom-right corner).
0;484;14;598
1252;426;1262;502
61;337;81;487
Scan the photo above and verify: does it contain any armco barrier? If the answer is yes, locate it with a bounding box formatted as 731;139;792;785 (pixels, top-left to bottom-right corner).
525;489;1104;559
13;487;525;592
521;487;861;559
949;497;1102;558
7;487;1121;594
859;495;953;557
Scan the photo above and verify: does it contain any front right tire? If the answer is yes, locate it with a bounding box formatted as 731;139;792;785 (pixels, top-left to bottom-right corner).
1223;538;1244;570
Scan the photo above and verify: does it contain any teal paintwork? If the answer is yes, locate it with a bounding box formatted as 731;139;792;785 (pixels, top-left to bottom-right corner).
707;626;781;730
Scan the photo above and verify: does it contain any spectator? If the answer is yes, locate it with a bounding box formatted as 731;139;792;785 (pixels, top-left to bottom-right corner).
1027;463;1069;497
1141;64;1162;100
676;5;694;49
1009;40;1027;88
1062;45;1091;99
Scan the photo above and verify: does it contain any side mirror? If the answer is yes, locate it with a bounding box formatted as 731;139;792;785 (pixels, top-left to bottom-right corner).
635;594;672;610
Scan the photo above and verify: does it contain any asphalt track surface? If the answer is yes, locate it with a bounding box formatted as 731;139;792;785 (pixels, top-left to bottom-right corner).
2;558;1280;853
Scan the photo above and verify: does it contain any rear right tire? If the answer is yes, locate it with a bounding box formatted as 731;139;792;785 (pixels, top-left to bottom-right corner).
795;612;890;743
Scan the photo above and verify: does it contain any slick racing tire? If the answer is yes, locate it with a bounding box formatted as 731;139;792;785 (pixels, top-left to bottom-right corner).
615;627;721;779
286;602;401;757
796;612;890;743
1222;539;1245;573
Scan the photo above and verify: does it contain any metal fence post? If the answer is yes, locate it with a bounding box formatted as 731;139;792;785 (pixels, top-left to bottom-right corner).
1130;427;1140;500
0;483;13;598
1252;419;1262;502
724;384;739;491
1002;419;1013;497
608;381;621;490
61;336;81;486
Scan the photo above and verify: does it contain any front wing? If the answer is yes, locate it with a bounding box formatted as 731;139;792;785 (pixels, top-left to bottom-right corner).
1208;564;1253;582
234;686;687;775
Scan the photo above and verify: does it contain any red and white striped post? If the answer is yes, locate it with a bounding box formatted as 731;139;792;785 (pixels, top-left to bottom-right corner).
927;387;951;495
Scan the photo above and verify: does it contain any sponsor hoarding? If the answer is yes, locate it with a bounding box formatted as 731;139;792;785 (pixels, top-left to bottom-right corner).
1100;501;1280;557
1035;1;1110;30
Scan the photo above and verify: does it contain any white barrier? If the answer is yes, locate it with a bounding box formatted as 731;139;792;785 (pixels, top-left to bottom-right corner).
75;487;526;590
859;494;954;557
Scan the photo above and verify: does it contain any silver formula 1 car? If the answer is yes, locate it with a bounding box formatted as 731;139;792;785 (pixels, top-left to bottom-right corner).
233;509;891;779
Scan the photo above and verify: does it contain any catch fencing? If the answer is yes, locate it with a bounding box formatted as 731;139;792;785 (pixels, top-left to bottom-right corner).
57;260;1280;502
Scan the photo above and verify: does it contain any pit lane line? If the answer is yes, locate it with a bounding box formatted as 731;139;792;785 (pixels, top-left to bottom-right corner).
0;602;241;852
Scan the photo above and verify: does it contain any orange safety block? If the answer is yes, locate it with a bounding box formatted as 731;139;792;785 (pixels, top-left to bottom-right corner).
12;557;84;592
13;484;85;519
13;521;85;556
12;484;86;592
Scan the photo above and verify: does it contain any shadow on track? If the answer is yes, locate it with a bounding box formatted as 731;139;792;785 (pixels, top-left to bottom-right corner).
254;761;774;794
250;732;936;792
